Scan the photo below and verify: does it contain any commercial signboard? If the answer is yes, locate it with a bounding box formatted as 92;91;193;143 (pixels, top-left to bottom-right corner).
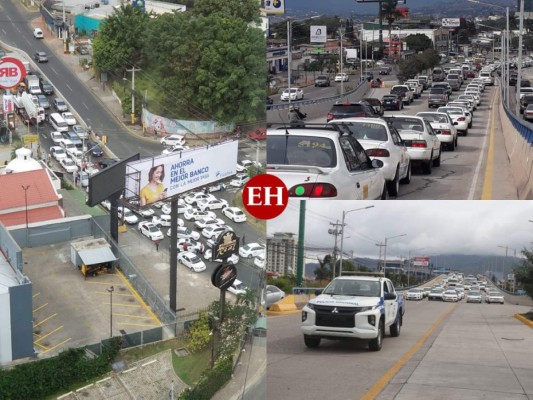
442;18;461;27
0;57;27;89
310;26;327;43
264;0;284;14
412;256;430;268
124;141;238;205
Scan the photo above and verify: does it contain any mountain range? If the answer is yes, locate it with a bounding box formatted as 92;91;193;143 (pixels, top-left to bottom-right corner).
282;0;515;18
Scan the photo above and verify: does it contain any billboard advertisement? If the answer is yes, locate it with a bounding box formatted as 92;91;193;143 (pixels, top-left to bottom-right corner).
412;256;430;268
124;141;238;205
310;26;327;43
442;18;461;27
264;0;284;14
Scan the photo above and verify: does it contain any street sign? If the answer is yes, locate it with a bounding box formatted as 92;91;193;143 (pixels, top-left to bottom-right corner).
310;26;327;43
442;18;461;27
265;0;284;14
0;57;27;89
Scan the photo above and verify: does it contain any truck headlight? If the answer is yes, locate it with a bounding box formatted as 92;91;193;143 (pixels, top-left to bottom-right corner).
368;315;376;326
359;306;375;312
302;311;307;322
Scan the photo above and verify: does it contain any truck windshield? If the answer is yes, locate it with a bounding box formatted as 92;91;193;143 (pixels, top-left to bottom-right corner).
323;280;381;297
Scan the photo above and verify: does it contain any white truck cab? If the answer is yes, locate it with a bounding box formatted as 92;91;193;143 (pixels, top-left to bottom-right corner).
301;272;405;351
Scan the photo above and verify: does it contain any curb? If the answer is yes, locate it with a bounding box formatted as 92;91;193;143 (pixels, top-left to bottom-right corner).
514;313;533;328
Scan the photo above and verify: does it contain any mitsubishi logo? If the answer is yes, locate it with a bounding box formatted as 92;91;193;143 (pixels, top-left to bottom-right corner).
331;307;339;313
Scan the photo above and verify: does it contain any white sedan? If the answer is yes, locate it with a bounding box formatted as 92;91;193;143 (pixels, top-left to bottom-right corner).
334;73;349;82
137;207;155;218
328;118;411;197
236;159;261;173
161;144;190;155
160;134;186;147
280;88;304;101
177;238;205;253
197;198;228;211
161;199;186;215
138;221;164;241
59;158;78;173
229;173;249;188
437;106;469;135
183;208;216;221
174;226;201;241
62;112;77;126
50;146;67;161
194;217;225;230
184;192;215;206
50;131;64;145
118;207;139;225
177;251;206;272
239;243;266;258
254;254;266;269
385;115;442;175
203;249;239;264
201;225;231;239
222;207;247;223
152;214;175;227
416;112;458;151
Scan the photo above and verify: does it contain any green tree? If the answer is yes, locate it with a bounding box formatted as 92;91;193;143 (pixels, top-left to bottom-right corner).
515;249;533;299
192;0;261;23
187;312;212;353
404;34;432;53
92;5;151;76
381;0;403;57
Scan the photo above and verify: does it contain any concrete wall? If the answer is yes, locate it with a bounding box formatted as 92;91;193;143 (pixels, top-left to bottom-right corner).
9;282;34;360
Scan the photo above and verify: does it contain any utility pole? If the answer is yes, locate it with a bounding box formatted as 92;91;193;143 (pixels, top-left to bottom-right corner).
376;242;386;271
296;201;306;287
328;221;343;278
126;66;142;125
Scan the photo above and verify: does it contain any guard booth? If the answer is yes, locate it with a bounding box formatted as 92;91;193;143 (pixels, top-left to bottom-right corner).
71;238;117;278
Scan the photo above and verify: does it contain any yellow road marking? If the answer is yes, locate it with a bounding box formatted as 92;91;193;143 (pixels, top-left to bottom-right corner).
481;89;498;199
33;332;42;338
33;303;48;313
113;313;154;319
32;292;40;298
361;304;457;400
34;341;49;351
34;313;57;328
95;291;135;297
115;269;162;325
102;302;141;308
86;280;124;286
118;322;161;328
43;338;72;354
35;326;64;343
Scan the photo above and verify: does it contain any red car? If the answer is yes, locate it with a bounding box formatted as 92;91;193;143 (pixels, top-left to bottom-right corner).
466;70;476;78
249;128;266;140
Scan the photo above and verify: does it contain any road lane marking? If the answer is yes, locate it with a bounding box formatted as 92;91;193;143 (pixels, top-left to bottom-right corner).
66;83;73;92
33;303;48;312
102;302;141;308
32;292;40;298
113;313;153;319
118;322;161;328
481;89;499;199
34;326;64;343
95;291;135;297
34;341;48;351
43;338;72;354
1;29;6;35
83;102;89;110
361;303;457;400
50;67;58;75
468;88;497;199
34;313;57;327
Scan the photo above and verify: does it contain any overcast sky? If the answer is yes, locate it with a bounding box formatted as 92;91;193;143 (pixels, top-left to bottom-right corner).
267;201;533;260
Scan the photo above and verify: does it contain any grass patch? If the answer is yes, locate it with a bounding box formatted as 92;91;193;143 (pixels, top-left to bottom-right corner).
172;347;212;386
120;338;185;363
233;191;266;234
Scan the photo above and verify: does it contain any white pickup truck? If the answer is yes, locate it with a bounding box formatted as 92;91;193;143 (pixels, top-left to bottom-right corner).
301;273;405;351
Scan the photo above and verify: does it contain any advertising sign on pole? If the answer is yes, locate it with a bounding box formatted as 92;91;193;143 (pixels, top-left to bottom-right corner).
124;141;238;205
3;96;13;114
0;57;27;89
264;0;284;14
442;18;461;27
412;256;430;268
310;26;327;43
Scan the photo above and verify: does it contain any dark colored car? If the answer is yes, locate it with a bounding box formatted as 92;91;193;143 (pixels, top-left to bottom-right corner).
379;67;392;75
363;98;384;116
510;73;518;86
98;158;119;169
428;88;448;108
86;140;104;157
521;79;531;88
34;51;48;63
315;74;331;87
363;71;374;81
36;94;50;109
519;94;533;113
40;80;54;95
381;94;403;111
326;102;377;122
432;82;452;97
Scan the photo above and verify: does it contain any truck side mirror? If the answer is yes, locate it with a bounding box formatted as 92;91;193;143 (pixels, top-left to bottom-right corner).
384;292;397;300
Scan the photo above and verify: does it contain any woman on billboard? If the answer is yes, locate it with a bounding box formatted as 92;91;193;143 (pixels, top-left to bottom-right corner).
140;164;167;206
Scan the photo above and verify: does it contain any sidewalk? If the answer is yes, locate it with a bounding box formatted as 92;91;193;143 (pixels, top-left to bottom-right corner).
30;18;267;399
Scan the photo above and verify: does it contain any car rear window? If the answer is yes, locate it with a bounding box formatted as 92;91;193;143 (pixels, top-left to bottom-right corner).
430;88;445;93
267;135;337;168
387;117;424;131
336;121;388;142
330;104;365;113
363;98;380;106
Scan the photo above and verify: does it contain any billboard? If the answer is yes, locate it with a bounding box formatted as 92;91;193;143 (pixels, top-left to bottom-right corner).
264;0;284;14
442;18;461;27
412;256;430;268
310;26;327;43
124;140;238;205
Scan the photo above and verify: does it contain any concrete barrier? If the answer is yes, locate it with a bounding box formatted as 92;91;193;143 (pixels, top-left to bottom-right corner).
267;295;299;314
514;314;533;329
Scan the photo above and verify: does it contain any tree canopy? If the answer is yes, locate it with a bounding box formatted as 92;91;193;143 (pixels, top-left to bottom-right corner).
92;0;265;124
404;34;432;53
515;249;533;299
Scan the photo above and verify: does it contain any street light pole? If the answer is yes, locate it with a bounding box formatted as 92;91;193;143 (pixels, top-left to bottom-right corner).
338;205;375;276
382;234;407;273
516;0;525;116
286;18;292;107
339;24;345;99
21;185;30;246
107;286;114;338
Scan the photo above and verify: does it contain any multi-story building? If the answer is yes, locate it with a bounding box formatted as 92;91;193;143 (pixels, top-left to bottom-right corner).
266;232;297;276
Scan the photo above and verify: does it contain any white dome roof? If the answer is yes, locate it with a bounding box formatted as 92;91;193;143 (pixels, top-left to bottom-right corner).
4;148;42;174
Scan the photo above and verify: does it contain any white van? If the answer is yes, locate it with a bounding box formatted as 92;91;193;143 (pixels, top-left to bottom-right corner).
49;112;68;132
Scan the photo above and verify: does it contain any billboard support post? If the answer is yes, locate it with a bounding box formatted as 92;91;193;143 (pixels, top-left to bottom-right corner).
169;198;178;312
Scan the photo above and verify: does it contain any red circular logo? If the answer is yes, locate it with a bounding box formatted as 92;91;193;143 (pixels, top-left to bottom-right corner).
242;174;288;220
0;57;27;89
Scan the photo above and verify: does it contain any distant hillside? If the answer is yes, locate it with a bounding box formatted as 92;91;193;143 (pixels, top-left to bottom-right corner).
284;0;514;18
304;253;522;280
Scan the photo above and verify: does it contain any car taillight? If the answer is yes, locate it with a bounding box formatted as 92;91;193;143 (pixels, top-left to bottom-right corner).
289;183;338;197
442;95;447;100
411;140;427;148
439;130;451;135
366;148;390;157
457;117;466;121
326;113;334;121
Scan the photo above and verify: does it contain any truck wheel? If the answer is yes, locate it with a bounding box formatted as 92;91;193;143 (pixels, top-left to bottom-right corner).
369;320;384;351
304;335;321;348
390;313;401;337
